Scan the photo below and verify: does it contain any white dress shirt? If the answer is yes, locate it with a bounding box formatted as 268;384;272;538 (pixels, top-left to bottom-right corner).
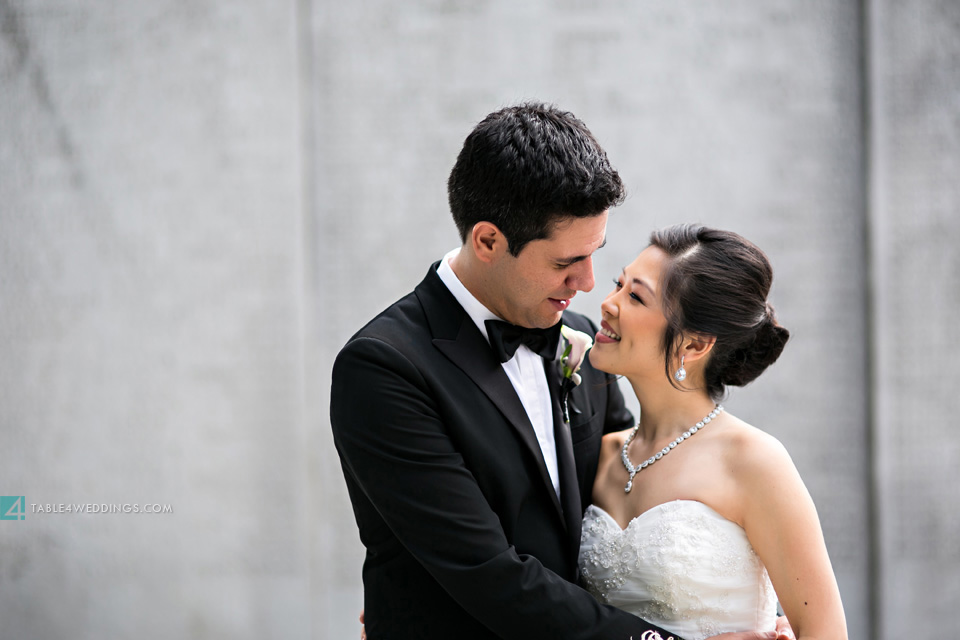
436;248;561;496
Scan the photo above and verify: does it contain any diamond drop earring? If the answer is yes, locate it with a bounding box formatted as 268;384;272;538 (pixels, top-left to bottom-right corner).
674;355;687;382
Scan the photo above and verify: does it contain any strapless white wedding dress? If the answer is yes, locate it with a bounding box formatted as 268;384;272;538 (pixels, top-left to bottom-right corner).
579;500;777;640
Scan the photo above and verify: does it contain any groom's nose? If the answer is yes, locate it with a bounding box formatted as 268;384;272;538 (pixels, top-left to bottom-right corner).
566;256;595;293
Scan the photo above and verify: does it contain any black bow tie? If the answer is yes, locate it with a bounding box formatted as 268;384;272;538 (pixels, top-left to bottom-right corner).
484;319;562;363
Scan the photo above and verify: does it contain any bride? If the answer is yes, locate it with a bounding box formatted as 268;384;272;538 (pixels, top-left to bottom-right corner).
579;224;847;640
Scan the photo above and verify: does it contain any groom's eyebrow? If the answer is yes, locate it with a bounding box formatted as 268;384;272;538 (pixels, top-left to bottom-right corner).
558;238;606;265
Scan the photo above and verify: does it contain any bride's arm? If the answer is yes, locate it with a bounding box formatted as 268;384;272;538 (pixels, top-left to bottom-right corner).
734;431;848;640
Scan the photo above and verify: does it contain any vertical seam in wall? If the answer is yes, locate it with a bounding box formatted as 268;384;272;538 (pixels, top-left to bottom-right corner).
296;2;316;307
296;2;317;299
295;0;317;636
858;0;881;637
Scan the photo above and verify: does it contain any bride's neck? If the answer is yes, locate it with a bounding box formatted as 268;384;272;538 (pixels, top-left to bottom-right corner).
627;376;717;442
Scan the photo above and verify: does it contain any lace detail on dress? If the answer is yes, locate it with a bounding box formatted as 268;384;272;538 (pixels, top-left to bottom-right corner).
579;501;777;640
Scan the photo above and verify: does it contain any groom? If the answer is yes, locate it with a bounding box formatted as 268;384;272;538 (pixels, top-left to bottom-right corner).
331;104;779;639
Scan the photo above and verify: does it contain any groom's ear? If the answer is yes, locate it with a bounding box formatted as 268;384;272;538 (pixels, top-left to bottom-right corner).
471;222;508;263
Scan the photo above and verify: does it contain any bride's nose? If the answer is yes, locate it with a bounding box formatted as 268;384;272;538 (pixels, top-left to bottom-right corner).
600;292;618;318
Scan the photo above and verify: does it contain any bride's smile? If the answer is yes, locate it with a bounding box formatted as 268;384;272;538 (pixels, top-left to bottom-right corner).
589;246;682;385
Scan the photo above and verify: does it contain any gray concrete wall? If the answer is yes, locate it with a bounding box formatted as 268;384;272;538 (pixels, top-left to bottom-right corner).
0;2;310;638
869;0;960;635
1;1;957;638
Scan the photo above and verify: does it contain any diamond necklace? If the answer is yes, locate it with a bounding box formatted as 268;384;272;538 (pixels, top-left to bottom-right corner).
621;404;723;493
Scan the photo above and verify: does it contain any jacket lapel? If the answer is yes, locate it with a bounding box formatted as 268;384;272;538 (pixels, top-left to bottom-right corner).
415;265;565;520
544;358;584;552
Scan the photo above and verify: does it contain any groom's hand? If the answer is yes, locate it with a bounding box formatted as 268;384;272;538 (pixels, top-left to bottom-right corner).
359;609;365;640
775;615;796;640
705;615;793;640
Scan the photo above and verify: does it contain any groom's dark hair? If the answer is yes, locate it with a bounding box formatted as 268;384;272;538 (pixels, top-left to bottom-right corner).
447;102;625;256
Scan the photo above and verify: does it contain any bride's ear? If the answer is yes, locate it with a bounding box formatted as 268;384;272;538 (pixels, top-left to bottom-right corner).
680;334;715;365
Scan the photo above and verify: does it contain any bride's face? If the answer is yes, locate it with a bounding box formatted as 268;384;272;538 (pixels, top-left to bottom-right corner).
589;246;671;380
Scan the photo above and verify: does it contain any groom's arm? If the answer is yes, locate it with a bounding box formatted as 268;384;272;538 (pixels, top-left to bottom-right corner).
331;336;680;640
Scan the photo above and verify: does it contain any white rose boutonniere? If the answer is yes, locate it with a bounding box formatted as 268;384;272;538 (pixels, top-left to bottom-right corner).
558;325;594;423
559;325;594;385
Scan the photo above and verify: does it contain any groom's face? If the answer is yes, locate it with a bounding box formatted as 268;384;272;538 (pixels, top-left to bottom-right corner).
489;213;608;329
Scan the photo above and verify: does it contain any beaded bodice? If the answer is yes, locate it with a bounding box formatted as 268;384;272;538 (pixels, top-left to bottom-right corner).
578;500;777;640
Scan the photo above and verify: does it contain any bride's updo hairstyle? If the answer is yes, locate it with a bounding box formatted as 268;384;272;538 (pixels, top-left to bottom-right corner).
650;224;790;400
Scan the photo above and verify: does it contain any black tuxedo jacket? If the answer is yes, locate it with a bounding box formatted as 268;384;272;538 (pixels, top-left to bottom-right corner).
331;263;678;639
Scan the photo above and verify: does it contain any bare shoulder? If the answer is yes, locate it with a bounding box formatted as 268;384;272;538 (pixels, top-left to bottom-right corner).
714;414;795;482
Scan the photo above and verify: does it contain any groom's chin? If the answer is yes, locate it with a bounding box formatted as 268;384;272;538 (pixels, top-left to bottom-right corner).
531;310;564;329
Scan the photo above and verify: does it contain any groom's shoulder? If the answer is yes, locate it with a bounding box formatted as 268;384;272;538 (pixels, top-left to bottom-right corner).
343;261;456;351
346;288;427;347
332;290;431;384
